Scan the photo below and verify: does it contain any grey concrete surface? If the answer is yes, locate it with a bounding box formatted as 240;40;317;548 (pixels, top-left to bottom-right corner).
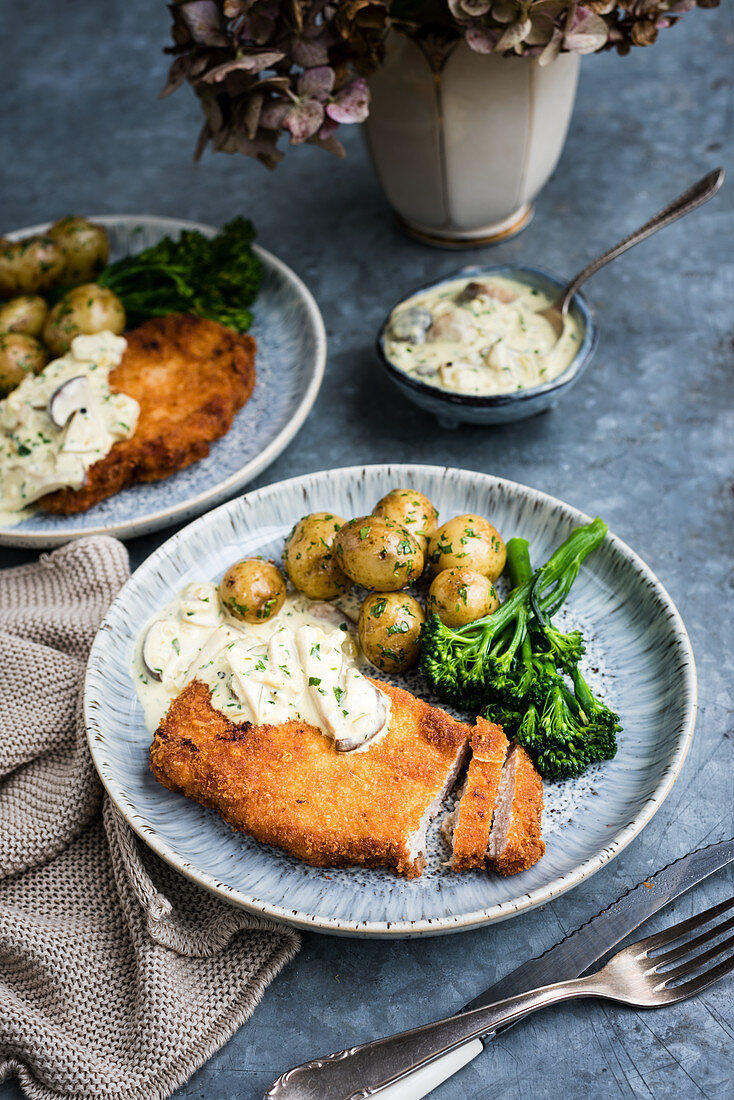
1;2;733;1098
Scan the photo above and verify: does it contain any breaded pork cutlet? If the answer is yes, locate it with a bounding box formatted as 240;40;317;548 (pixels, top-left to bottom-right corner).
442;718;509;871
39;313;256;514
486;743;545;875
149;678;471;878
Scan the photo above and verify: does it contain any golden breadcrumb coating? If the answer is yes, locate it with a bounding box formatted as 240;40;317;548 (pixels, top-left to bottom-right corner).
451;717;509;872
39;313;256;514
149;677;471;879
490;744;545;876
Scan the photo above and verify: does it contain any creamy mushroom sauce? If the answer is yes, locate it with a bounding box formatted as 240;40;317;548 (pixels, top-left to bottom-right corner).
0;331;138;526
133;582;391;753
384;274;582;396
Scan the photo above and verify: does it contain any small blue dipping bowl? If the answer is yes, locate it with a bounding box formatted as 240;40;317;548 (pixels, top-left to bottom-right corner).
376;264;598;428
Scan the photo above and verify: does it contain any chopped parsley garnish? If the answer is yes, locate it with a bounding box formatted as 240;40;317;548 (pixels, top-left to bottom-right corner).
387;622;409;636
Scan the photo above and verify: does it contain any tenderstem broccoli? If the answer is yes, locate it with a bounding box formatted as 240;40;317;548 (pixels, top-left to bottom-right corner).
98;217;263;332
419;517;621;779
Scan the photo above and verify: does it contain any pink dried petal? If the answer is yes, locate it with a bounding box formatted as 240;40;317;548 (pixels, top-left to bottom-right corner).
564;8;609;53
201;51;285;82
284;98;326;142
291;31;334;68
259;99;290;130
465;24;498;53
298;65;336;100
326;78;369;124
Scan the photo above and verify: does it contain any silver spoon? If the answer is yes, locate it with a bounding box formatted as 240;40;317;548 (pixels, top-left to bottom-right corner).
540;167;724;339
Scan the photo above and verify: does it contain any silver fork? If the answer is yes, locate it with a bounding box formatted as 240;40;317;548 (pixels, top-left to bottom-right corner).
266;895;734;1099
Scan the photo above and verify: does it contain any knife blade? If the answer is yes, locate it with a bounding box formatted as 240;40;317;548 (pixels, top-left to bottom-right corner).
377;837;734;1100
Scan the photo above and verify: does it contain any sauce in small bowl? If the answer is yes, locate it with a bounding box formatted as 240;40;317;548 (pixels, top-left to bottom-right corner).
377;264;597;427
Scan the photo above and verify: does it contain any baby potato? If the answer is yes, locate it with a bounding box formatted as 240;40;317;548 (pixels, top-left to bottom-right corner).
0;333;48;396
220;559;286;623
47;216;110;284
0;236;65;297
428;513;506;580
0;295;48;338
426;568;499;628
334;516;424;591
282;511;352;599
43;283;125;356
358;592;424;673
372;488;439;553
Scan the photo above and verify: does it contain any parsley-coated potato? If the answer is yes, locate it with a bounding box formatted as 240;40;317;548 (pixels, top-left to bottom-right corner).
426;567;499;627
0;295;48;338
0;236;65;298
428;514;506;580
47;216;110;285
372;488;439;553
282;511;352;599
358;592;424;673
334;515;424;591
0;333;48;396
220;559;286;623
43;283;125;356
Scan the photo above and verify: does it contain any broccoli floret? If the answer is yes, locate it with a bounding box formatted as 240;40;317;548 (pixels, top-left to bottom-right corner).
98;217;263;332
513;669;619;780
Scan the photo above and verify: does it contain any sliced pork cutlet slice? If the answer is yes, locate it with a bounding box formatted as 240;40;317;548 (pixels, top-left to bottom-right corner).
38;313;256;514
149;678;471;879
486;743;545;875
442;718;509;872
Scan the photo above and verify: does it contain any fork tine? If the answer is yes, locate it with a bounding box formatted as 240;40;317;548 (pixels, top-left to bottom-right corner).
634;895;734;955
655;930;734;985
661;951;734;1003
653;913;734;965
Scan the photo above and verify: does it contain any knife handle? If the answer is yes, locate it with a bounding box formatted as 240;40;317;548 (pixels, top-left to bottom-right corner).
368;1039;484;1100
264;977;598;1099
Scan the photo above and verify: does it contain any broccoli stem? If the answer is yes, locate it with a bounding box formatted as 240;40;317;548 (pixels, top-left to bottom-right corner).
506;537;533;589
506;537;534;671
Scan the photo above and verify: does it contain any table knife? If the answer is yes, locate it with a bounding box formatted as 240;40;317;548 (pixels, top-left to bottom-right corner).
265;837;734;1100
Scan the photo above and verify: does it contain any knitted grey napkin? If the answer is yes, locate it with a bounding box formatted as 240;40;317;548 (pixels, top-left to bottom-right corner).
0;537;300;1100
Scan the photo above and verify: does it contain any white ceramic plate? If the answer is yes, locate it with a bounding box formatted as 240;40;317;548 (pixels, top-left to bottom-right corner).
85;464;697;937
0;215;326;547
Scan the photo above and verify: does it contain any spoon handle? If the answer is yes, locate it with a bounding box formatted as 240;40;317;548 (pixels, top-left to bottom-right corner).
557;167;724;315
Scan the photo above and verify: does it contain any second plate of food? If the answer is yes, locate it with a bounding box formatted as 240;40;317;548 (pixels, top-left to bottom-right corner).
0;215;326;547
85;464;696;936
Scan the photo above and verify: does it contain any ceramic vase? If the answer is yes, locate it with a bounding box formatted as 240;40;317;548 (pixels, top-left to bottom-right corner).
364;34;580;247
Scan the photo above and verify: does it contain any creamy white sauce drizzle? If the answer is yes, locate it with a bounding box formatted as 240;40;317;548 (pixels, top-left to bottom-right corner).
133;583;391;752
0;331;137;526
384;274;583;396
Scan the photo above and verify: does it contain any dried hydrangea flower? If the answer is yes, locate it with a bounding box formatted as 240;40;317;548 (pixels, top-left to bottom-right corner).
162;0;721;165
